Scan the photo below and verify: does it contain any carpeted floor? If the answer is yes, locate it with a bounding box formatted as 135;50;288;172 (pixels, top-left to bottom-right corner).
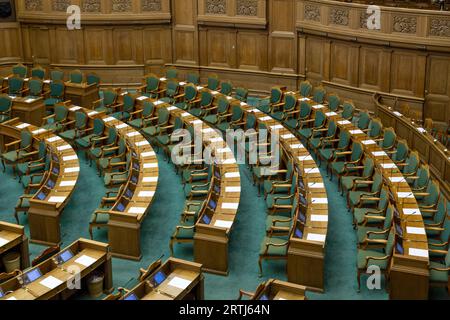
0;96;448;300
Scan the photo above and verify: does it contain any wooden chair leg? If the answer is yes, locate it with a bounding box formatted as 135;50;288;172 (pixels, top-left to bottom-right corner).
258;257;263;278
14;210;19;225
89;225;94;240
357;269;362;293
169;238;174;256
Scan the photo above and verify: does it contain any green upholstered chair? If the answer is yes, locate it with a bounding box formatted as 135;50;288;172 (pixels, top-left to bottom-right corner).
423;197;447;237
21;171;47;195
216;103;243;131
191;90;213;117
12;63;27;78
98;138;128;175
265;194;298;236
265;173;298;215
50;69;64;81
86;73;101;86
272;93;297;122
299;80;312;97
111;93;135;121
330;141;364;182
366;118;383;140
414;180;440;213
402;150;420;179
175;83;199;111
75;118;105;155
204;96;229;124
258;87;283;114
428;247;450;292
160;80;181;104
220;81;233;96
312;86;326;104
298;109;326;141
88;127;118;167
42;105;69;133
184;167;212;200
326;93;340;112
388;138;409;165
165;67;178;80
186;72;200;85
140;74;163;99
258;228;291;277
1;76;25;97
93;89;121;114
353;186;389;228
169;218;196;256
284;100;312;131
357;228;394;292
25;78;43;98
142;107;170;139
206;74;220;91
44;80;65;110
0;94;12;123
103;153;131;187
179;199;206;222
16;141;48;183
263;157;294;199
159;117;184;159
377;127;397;151
233;87;248;102
357;204;394;246
348;171;383;212
60;111;88;142
309;120;337;153
357;110;371;131
128;101;155;129
318;129;351;169
15;192;35;224
409;164;430;193
89;186;124;239
31;66;45;80
69;69;83;84
341;101;355;121
181;164;209;188
341;157;375;196
428;215;450;260
1;129;33;174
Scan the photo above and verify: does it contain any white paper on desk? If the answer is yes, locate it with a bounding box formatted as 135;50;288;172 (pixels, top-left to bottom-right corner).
43;80;51;84
299;97;311;101
141;151;156;158
179;82;187;86
222;202;239;210
47;136;62;143
349;129;364;135
380;163;396;169
202;128;215;133
312;198;328;204
25;98;36;103
181;112;190;117
222;158;236;165
32;129;47;135
305;168;320;174
135;140;150;147
337;120;351;125
260;116;272;121
270;125;284;130
209;137;223;143
137;96;148;101
326;112;338;117
409;248;429;258
313;104;325;109
75;255;96;267
120;91;128;96
139;191;155;197
191;120;203;125
143;176;158;183
65;167;80;173
196;86;205;91
417;127;426;133
160;77;167;81
311;215;328;222
127;131;140;137
226;96;233;100
372;151;388;157
226;187;241;193
168;277;191;290
308;182;324;189
397;192;414;199
154;100;164;105
307;233;326;242
393;111;403;117
24;78;29;81
115;123;128;129
63;155;77;161
390;177;406;183
282;133;295;139
217;148;232;153
290;144;305;149
48;196;67;203
211;91;219;95
167;106;177;111
59;180;76;187
16;123;30;129
225;172;240;178
406;227;426;235
103;117;116;122
57;144;71;151
144;162;158;169
362;140;376;145
0;237;9;246
298;155;313;161
40;276;63;289
87;111;98;116
403;208;421;216
277;298;287;301
128;207;146;214
6;297;17;300
214;220;233;229
249;108;262;113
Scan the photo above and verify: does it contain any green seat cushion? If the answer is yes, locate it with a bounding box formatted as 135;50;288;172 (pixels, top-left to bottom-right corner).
272;112;284;121
257;103;271;114
76;135;96;148
43;123;63;132
428;239;448;259
263;180;289;195
16;197;30;208
349;191;376;207
89;147;103;159
342;176;368;192
298;128;312;140
353;209;383;225
309;138;321;150
17;162;43;175
216;122;230;131
190;108;203;117
331;162;346;175
284;119;298;130
357;249;388;269
2;150;29;163
142;126;160;137
357;226;387;244
99;157;122;170
128;118;145;129
90;213;109;224
429;262;449;283
265;215;291;231
204;114;218;124
156;135;170;146
259;237;288;256
318;148;334;161
44;98;60;106
104;173;127;186
59;129;76;140
173;221;195;240
266;193;292;209
111;112;130;121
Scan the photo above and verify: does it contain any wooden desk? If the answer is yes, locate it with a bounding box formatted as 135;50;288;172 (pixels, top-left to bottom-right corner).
10;96;45;127
64;82;99;109
0;222;30;272
0;238;112;300
247;279;307;300
119;258;203;300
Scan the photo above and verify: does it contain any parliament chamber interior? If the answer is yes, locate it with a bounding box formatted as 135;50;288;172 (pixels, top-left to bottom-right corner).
0;0;449;303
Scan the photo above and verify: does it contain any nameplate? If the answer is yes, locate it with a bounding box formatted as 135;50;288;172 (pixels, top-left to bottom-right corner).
222;203;239;210
167;106;177;111
48;196;67;203
25;98;36;103
222;158;237;165
403;208;421;216
298;155;313;161
393;111;403;117
362;140;376;145
281;133;295;139
179;82;186;86
103;117;116;122
47;136;62;143
326;112;338;117
349;129;364;135
311;215;328;222
128;207;146;214
225;172;240;178
397;192;414;199
191;120;203;125
313;104;324;109
59;180;76;187
408;248;428;258
337;120;351;125
270;125;284;131
308;182;325;189
141;151;156;158
211;91;219;95
135;140;150;147
144;163;158;169
380;163;396;169
372;151;388;157
406;227;426;235
202;128;215;133
139;191;155;198
305;168;320;174
137;96;148;101
160;77;167;81
143;176;158;183
307;233;326;243
390;177;406;183
127;131;140;137
65;167;80;173
299;97;311;101
249;108;262;113
214;220;233;229
226;96;233;100
115;123;128;129
16;123;30;129
312;198;328;204
87;111;98;116
69;106;82;111
32;129;47;135
181;112;190;117
290;144;305;150
154;100;164;106
417;127;427;134
0;237;9;247
260;116;272;121
168;277;191;290
225;187;241;193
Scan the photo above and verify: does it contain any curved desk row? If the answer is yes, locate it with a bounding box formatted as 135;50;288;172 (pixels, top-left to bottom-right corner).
375;97;450;201
0;118;80;246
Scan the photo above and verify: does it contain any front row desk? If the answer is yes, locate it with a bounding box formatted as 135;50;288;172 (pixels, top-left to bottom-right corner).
0;222;30;273
0;239;112;300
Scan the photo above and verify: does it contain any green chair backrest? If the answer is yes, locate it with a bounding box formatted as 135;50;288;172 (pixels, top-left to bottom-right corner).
290;173;298;195
220;81;233;96
12;64;27;78
93;118;105;135
146;75;159;92
378;187;389;211
284;94;297;112
299;81;312;97
327;120;337;138
270;87;283;105
87;73;100;86
107;127;117;145
445;247;450;268
8;77;24;94
433;197;447;225
187;73;199;85
362;157;375;178
358;111;370;131
166;80;179;97
384;206;394;230
157;108;170;125
28;79;43;96
414;165;430;190
327;94;340;111
337;130;350;149
38;141;47;159
70;70;83;84
351;142;363;162
166;68;178;80
342;102;354;120
382;128;396;149
174;117;184;131
286;158;294;178
118;138;127;155
75;111;88;129
200;91;213;107
123;94;136;113
246;113;257;130
103;90;118;106
51;69;64;81
313;87;326;104
207;75;220;91
299;101;311;119
50;81;65;98
423;181;439;207
20;130;32;149
0;95;12;112
184;84;198;101
440;215;450;244
235;87;248;102
31;67;45;80
231;105;243;122
314;110;326;128
54;105;68;122
142;101;154;117
404;152;419;175
371;172;383;193
393;140;408;163
368;119;382;138
217;97;230;114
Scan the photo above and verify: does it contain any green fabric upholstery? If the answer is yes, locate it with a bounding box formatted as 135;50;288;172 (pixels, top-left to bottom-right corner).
143;75;160;98
220;81;233;96
87;73;100;86
327;94;340;112
0;95;12;123
70;70;83;84
112;94;135;121
166;68;178;80
187;73;200;85
259;236;288;256
128;101;154;129
207;75;220;91
142;108;169;137
27;79;43;98
357;111;370;131
7;77;24;96
380;128;396;150
234;87;248;102
341;102;355;121
75;118;105;149
299;81;312;97
31;67;45;80
273;94;296;121
312;87;326;104
160;80;179;104
44;81;65;107
51;70;64;81
12;64;27;78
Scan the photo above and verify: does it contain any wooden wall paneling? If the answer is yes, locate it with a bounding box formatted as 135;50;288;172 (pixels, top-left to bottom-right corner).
142;26;172;75
172;0;198;65
304;36;327;83
206;28;236;69
53;27;83;65
112;27;139;65
0;23;22;64
28;25;51;65
358;45;391;93
390;49;426;98
329;40;359;87
83;27;111;65
425;55;450;126
236;30;268;71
